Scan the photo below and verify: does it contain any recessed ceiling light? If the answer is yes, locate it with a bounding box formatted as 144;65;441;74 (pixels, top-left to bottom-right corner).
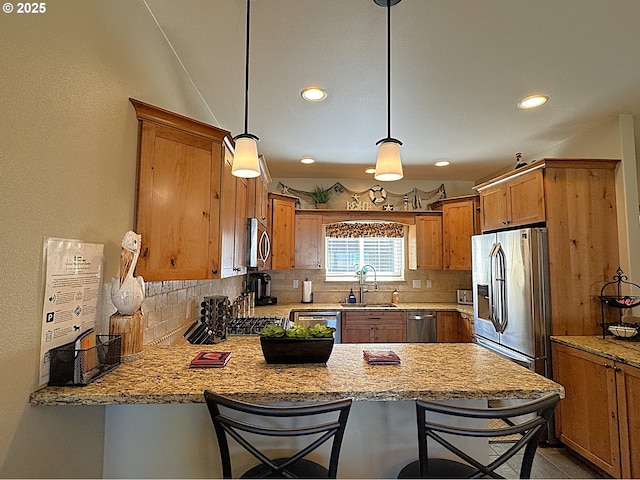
300;157;316;164
435;160;450;167
301;87;327;102
364;167;376;174
518;94;549;109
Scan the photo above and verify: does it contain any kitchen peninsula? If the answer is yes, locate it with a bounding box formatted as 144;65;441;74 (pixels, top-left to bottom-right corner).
31;337;563;478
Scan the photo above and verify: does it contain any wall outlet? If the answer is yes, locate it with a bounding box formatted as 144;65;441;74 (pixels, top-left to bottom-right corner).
412;280;421;288
426;279;432;289
293;280;299;288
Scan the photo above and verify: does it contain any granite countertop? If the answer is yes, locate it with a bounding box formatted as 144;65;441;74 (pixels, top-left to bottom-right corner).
551;335;640;369
255;302;474;318
31;336;563;406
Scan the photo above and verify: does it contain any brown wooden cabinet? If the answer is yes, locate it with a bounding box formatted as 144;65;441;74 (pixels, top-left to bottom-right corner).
247;155;271;227
435;311;475;343
342;311;406;343
478;168;545;232
219;144;249;277
436;311;460;342
270;193;297;270
458;312;475;343
295;214;323;269
552;343;640;478
410;214;443;270
475;158;620;336
440;197;479;270
131;99;225;281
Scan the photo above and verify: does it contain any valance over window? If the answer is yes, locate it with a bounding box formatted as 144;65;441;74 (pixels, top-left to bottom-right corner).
324;222;404;239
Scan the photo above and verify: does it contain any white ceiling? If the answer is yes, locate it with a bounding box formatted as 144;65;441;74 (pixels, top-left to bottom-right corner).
145;0;640;182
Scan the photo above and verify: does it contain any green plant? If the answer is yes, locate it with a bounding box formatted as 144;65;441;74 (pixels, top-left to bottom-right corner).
258;323;336;339
310;185;331;204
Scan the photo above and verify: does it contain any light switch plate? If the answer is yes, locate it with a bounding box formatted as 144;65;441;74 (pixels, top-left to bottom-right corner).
426;279;432;288
412;280;421;288
293;280;299;288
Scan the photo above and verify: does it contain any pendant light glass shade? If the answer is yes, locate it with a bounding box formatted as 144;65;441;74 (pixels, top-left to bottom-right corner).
232;134;260;178
375;139;403;181
232;0;261;179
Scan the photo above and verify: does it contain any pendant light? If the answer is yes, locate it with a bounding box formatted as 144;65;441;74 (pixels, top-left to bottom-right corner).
374;0;403;182
232;0;261;178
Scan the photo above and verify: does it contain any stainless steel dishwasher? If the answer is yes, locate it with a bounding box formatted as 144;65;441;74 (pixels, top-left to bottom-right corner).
406;310;437;342
291;311;341;343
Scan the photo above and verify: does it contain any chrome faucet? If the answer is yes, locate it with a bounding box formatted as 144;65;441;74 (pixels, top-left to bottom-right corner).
357;264;378;304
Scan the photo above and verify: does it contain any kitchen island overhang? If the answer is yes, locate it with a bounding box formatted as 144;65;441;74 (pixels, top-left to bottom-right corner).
30;338;563;479
31;337;563;406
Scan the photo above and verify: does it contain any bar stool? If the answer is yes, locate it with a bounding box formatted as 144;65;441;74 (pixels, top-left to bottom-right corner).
204;391;352;478
398;393;560;479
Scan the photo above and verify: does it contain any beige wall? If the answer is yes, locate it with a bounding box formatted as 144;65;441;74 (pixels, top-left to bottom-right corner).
2;2;639;479
0;1;223;477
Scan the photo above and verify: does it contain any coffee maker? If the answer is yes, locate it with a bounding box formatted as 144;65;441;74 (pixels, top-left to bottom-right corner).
248;272;277;306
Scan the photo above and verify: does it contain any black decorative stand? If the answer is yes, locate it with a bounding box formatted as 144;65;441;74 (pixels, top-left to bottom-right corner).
599;267;640;339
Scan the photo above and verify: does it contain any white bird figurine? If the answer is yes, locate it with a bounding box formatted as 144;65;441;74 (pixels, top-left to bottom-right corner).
110;231;145;315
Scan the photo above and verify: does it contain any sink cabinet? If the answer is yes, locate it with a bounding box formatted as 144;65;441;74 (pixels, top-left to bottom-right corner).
342;311;406;343
552;343;640;478
131;99;226;281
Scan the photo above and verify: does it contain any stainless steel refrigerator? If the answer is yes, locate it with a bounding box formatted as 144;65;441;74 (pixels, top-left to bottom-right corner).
472;227;552;378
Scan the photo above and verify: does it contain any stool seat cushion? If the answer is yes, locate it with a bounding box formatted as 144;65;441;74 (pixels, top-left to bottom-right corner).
241;458;329;478
398;459;477;478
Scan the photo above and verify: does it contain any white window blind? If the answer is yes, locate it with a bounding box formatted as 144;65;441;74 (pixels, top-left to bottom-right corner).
325;236;404;281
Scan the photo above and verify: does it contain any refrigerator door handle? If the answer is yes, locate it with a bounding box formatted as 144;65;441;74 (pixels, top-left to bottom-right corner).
489;243;507;333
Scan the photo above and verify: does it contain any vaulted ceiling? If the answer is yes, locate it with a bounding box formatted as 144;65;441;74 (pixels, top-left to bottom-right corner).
145;0;640;181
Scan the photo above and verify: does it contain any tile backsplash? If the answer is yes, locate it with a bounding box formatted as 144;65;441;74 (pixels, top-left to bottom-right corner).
97;269;471;346
266;269;472;304
99;276;244;346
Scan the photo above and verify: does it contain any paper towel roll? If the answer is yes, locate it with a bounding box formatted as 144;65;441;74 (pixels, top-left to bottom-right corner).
302;280;313;303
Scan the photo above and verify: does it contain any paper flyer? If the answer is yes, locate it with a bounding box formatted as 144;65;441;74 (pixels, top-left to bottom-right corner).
38;238;104;385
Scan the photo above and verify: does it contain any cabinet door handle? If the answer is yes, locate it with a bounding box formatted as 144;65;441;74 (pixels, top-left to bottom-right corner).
211;269;218;275
604;364;612;369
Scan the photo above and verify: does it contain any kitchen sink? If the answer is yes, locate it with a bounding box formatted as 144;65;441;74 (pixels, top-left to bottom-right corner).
339;303;397;308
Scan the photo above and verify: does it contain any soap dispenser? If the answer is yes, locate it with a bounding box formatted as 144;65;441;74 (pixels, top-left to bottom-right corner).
348;288;357;303
392;288;399;304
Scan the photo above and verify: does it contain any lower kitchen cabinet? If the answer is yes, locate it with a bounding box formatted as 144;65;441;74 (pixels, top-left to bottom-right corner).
436;311;460;342
552;343;640;478
435;311;475;343
342;311;406;343
458;313;475;343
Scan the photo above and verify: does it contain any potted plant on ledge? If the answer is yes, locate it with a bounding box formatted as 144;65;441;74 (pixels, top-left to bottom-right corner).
310;185;332;209
258;323;336;364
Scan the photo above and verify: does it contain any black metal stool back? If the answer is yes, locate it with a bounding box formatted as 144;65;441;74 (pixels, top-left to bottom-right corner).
204;391;352;478
398;393;560;479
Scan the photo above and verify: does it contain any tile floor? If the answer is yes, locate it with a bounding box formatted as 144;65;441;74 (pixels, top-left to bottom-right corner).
489;442;607;479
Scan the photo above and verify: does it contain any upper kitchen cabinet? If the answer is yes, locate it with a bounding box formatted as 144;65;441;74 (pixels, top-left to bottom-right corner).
130;99;225;281
408;214;443;270
270;193;297;270
247;155;271;227
295;214;323;269
220;143;249;277
477;167;545;232
435;196;480;270
475;158;620;336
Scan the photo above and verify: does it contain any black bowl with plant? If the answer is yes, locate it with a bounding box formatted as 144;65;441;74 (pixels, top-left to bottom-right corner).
258;323;336;364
